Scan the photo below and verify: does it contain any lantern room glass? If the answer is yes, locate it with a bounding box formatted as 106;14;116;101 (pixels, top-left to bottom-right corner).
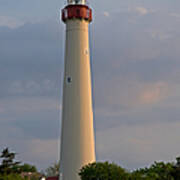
67;0;86;5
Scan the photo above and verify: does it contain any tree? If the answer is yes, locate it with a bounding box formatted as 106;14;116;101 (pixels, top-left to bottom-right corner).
0;173;26;180
19;163;37;173
44;162;60;177
0;148;21;174
170;157;180;179
131;161;174;180
0;147;38;180
79;162;130;180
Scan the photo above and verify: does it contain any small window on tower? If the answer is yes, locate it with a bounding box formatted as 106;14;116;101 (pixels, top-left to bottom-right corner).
67;77;72;83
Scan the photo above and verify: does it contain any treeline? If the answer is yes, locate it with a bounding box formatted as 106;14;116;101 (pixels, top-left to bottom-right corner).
79;159;180;180
1;147;180;180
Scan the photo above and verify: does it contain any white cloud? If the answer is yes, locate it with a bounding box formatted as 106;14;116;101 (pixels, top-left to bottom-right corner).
128;7;149;16
22;138;59;169
0;16;24;29
0;107;5;113
96;121;180;169
0;138;59;169
9;81;25;94
8;79;55;95
103;11;110;17
169;13;180;19
25;139;59;162
0;97;61;120
135;7;149;15
103;80;169;110
95;81;170;121
137;82;169;105
151;31;172;40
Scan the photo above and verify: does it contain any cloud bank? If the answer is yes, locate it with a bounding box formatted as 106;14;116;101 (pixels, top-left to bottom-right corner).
1;1;180;170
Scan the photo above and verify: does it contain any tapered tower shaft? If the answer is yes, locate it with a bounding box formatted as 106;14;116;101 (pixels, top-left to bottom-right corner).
60;2;95;180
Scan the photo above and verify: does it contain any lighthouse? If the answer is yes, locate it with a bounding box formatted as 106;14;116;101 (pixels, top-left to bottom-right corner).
60;0;95;180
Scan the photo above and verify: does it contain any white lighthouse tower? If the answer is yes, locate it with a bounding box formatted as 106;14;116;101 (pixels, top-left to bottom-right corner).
60;0;95;180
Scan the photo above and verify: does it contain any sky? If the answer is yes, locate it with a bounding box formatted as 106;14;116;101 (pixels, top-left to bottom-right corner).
1;0;180;171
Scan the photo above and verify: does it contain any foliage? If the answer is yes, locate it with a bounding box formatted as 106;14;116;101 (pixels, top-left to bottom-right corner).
1;147;180;180
0;148;39;180
79;159;180;180
0;148;21;174
79;161;130;180
0;148;37;175
19;163;37;173
0;173;40;180
170;157;180;179
0;173;27;180
44;161;60;177
131;161;174;180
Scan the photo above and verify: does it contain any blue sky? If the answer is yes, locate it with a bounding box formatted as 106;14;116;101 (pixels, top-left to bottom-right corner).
1;0;180;171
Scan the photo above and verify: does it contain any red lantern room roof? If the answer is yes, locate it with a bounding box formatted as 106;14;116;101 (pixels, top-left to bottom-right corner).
62;5;92;23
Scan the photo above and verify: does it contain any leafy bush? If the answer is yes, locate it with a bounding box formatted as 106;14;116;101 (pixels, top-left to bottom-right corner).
0;174;26;180
79;161;130;180
79;159;180;180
